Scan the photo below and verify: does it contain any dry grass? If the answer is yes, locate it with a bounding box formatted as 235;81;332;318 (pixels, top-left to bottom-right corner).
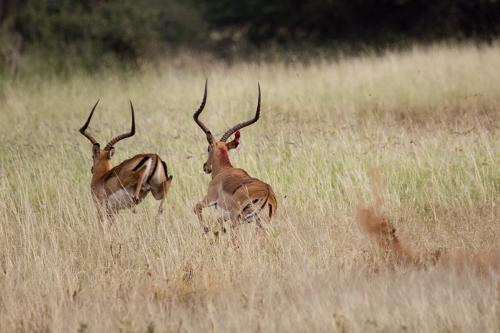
1;42;500;332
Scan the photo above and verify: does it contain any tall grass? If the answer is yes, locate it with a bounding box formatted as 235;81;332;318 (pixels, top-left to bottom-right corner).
1;42;500;332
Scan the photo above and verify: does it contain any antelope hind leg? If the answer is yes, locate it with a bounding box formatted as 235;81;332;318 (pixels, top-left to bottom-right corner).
216;216;227;234
154;175;173;214
229;212;243;247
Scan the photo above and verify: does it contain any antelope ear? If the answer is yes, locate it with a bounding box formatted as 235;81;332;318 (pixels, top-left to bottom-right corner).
226;131;240;150
108;147;115;158
92;143;100;156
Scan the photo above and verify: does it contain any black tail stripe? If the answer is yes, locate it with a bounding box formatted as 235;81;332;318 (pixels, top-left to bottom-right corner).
241;200;259;217
241;203;253;215
161;160;168;177
260;196;268;210
239;196;269;217
268;204;273;219
146;155;159;183
132;156;151;171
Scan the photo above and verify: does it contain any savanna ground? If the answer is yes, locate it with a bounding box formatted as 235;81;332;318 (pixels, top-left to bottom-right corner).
1;43;500;332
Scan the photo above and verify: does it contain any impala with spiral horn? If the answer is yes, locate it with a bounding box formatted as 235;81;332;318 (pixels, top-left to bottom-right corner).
79;101;173;221
193;80;277;234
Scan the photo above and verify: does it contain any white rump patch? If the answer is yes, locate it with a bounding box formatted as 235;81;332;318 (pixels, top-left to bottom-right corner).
206;200;231;220
217;207;231;220
107;188;135;211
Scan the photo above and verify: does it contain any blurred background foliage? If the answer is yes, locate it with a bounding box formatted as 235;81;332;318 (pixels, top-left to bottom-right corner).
0;0;500;75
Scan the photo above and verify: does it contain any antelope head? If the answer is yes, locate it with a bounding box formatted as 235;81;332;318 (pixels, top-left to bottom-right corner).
193;80;261;175
79;100;136;175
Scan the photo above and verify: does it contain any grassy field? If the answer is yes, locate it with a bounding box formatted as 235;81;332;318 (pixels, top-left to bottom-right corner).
1;42;500;332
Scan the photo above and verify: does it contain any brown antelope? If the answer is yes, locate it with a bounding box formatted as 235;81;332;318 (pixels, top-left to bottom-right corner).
193;80;277;234
79;100;173;221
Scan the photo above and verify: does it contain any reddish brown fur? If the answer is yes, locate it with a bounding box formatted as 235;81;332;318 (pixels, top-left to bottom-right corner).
356;168;500;273
89;151;173;221
356;205;414;261
438;249;500;275
193;83;275;236
218;147;232;167
195;139;277;234
80;101;173;222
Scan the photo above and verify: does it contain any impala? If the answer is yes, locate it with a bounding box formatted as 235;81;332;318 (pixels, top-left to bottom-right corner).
193;81;277;234
79;100;173;221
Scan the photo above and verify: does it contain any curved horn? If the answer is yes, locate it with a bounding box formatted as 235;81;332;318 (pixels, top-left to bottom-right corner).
220;83;261;142
79;100;100;145
193;79;214;143
104;101;136;150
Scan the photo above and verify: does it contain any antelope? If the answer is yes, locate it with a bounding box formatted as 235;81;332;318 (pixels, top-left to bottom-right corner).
79;100;173;221
193;80;277;235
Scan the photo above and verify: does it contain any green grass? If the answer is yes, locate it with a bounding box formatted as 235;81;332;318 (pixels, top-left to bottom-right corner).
1;42;500;332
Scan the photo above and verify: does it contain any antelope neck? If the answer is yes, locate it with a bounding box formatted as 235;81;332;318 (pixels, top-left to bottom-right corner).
211;147;233;178
218;147;232;167
92;162;111;178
